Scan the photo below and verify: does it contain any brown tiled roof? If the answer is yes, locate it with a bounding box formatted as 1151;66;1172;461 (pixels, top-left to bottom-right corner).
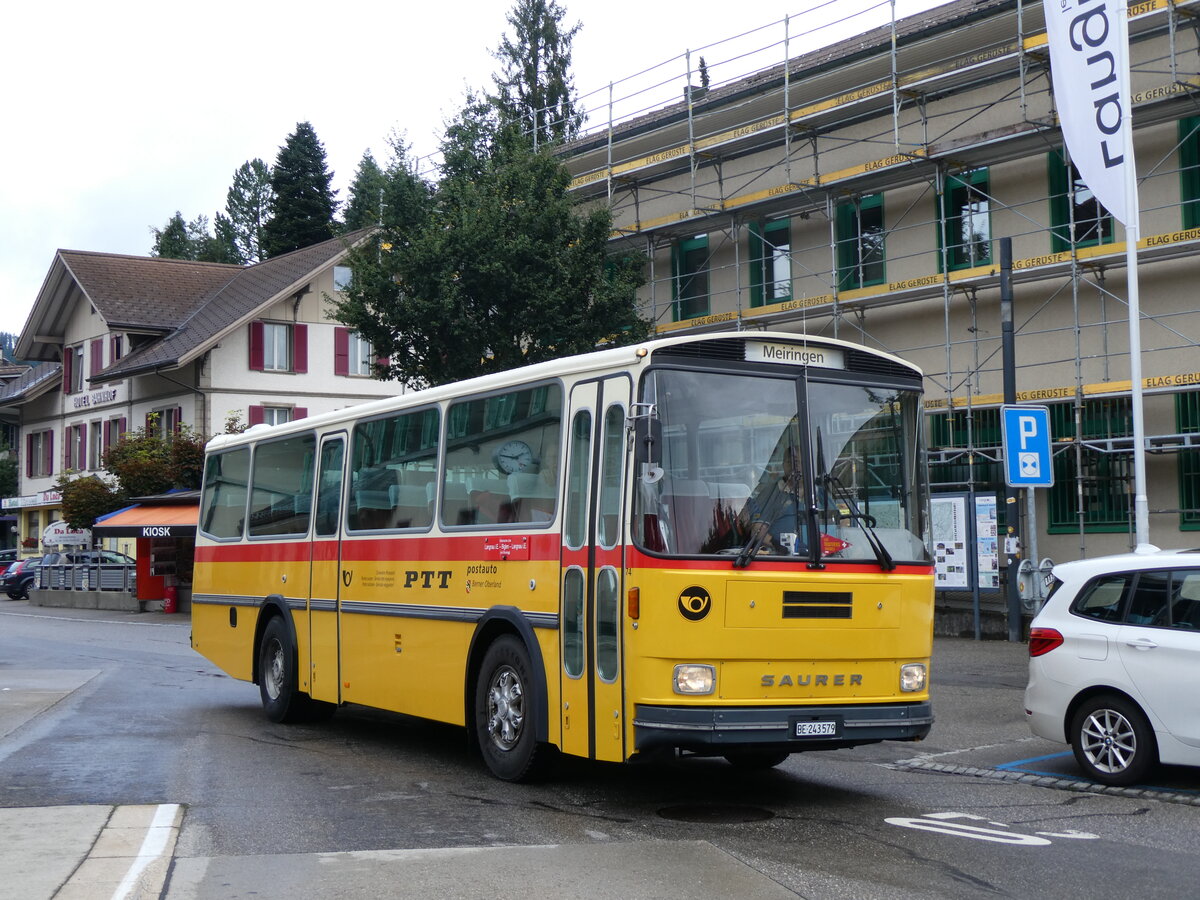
59;252;243;331
98;231;370;380
0;361;61;403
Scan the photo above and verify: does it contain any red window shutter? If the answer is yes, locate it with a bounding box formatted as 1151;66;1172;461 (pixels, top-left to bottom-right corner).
103;420;111;454
90;338;104;376
248;405;265;426
81;426;88;469
26;433;33;477
45;432;54;477
62;351;73;392
293;324;308;373
174;407;183;434
249;321;264;371
334;327;349;376
293;407;308;421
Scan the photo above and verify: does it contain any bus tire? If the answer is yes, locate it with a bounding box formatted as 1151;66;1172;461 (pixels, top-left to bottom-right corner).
258;616;308;724
475;635;548;782
724;750;791;770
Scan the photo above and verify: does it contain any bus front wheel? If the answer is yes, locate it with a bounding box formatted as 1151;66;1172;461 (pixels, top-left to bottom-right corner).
475;636;549;782
259;617;309;723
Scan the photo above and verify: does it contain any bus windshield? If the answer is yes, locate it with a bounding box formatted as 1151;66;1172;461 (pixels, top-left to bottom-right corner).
632;367;930;564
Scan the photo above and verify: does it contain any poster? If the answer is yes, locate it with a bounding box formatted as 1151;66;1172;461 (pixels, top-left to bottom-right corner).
930;495;968;589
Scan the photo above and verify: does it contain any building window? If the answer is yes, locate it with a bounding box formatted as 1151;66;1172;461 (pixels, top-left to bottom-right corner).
110;334;124;362
836;194;884;290
942;168;992;269
333;265;353;291
104;417;127;453
335;327;375;377
1180;117;1200;230
147;407;182;439
672;235;709;321
248;321;308;374
1048;398;1132;533
926;407;1006;522
1176;391;1200;529
1049;150;1114;252
63;345;84;394
88;421;103;470
748;219;791;306
65;423;87;472
248;405;308;427
26;429;54;478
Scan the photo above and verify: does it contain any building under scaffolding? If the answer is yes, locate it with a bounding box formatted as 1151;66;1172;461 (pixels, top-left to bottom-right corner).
559;0;1200;613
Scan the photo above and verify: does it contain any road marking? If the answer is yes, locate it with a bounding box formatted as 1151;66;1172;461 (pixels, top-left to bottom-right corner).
111;803;183;900
886;812;1097;845
0;609;188;627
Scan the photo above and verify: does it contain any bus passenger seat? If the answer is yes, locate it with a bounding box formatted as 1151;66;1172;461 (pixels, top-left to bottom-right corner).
507;472;556;522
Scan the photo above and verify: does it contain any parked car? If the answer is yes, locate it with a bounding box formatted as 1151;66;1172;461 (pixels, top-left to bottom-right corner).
0;549;17;566
40;550;135;567
2;556;42;601
1025;550;1200;786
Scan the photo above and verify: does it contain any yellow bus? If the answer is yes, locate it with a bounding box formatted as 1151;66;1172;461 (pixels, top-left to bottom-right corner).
192;331;933;780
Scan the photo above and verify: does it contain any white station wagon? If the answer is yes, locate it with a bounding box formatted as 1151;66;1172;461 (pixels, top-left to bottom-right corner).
1025;550;1200;785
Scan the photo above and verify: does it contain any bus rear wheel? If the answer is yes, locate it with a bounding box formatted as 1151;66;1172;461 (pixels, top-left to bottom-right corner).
475;636;549;782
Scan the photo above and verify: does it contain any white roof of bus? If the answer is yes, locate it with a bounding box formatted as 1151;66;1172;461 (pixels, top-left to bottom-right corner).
204;331;921;451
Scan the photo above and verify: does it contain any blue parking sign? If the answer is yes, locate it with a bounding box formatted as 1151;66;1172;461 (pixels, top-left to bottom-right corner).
1001;405;1053;487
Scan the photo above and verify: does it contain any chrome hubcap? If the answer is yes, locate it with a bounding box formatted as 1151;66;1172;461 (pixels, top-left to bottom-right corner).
486;664;524;751
265;639;285;701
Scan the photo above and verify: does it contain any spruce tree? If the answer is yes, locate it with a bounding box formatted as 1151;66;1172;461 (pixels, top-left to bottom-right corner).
150;212;194;259
342;150;388;232
225;159;273;263
492;0;583;146
263;122;337;257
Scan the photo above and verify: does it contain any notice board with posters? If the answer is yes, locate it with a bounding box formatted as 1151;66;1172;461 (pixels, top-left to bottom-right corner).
931;492;999;592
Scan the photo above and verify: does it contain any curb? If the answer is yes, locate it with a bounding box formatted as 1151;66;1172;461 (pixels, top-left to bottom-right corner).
891;757;1200;806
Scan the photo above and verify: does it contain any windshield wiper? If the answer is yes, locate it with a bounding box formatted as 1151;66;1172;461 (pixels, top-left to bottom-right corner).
820;469;895;571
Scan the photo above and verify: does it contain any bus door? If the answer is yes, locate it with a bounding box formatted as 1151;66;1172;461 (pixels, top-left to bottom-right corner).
308;433;346;705
560;377;630;762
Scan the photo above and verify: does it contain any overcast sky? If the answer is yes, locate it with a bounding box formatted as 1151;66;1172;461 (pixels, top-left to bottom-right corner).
0;0;944;338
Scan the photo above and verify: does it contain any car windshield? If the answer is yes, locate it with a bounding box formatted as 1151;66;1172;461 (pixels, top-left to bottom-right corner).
631;367;930;564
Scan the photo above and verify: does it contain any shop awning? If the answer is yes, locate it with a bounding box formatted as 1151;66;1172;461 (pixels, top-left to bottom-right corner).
92;495;199;539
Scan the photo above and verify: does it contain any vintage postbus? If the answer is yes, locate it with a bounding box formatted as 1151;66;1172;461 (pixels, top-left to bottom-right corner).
191;332;933;780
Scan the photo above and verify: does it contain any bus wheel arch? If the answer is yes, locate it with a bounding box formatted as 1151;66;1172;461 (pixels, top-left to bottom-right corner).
254;599;334;724
466;609;552;781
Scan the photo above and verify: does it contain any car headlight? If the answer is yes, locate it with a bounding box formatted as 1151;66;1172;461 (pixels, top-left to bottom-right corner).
673;664;716;695
900;663;927;693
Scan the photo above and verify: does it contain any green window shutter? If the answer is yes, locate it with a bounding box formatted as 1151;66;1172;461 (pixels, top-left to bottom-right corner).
1048;150;1071;253
748;221;764;308
1181;118;1200;230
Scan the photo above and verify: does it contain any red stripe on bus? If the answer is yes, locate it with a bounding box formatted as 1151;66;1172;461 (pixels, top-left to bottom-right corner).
196;536;931;575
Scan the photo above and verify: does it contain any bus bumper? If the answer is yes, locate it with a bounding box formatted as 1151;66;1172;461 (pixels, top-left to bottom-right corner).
633;701;933;753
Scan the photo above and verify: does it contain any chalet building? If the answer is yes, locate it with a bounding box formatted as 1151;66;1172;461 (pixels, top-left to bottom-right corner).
0;232;401;575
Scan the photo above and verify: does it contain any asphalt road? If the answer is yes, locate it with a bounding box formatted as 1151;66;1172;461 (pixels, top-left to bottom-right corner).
1;601;1197;899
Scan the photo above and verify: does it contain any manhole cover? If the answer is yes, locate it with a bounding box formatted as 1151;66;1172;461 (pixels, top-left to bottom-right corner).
658;804;775;824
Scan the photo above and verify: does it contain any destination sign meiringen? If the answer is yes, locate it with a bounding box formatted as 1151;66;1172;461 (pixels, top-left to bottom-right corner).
745;341;845;369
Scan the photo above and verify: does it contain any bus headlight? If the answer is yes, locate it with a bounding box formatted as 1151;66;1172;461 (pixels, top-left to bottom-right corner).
900;663;927;692
673;664;715;695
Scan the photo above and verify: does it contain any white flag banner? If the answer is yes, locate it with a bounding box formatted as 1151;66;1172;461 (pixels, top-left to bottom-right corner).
1042;0;1138;231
